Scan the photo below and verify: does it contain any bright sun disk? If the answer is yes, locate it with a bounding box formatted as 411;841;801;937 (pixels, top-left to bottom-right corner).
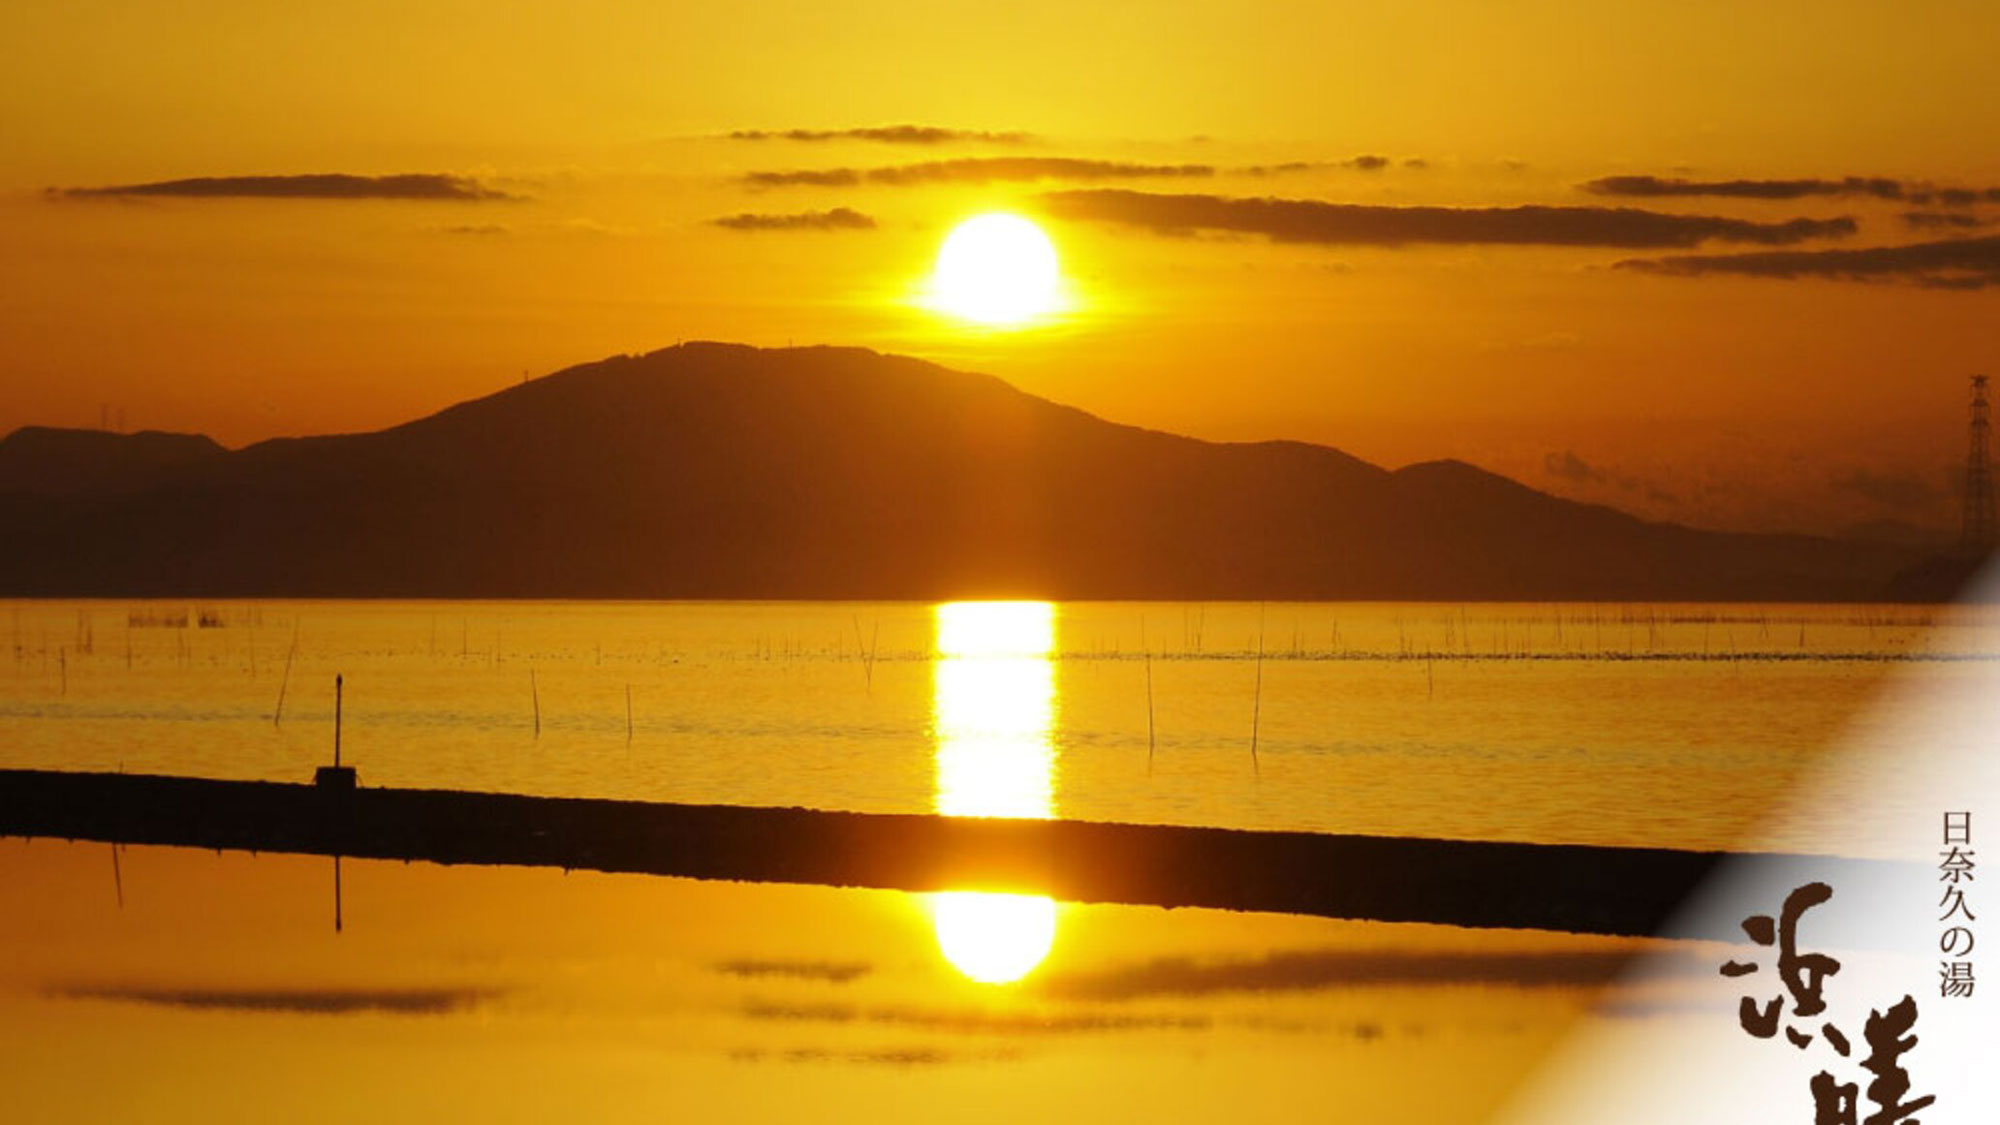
930;213;1061;325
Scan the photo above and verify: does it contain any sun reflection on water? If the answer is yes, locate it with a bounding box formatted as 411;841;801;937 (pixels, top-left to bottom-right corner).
929;600;1059;984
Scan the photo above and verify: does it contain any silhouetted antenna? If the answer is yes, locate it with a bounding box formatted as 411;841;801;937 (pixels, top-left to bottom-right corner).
1966;375;1996;552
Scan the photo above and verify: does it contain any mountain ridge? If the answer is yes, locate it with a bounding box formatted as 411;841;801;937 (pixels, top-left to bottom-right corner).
0;341;1936;600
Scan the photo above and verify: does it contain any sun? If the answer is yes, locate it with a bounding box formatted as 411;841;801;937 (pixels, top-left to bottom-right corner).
929;212;1063;325
930;891;1058;985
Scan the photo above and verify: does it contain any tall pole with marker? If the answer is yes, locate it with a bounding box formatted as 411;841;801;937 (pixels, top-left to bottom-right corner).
315;673;355;933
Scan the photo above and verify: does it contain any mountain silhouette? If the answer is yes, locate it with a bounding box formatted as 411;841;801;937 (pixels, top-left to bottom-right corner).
0;342;1925;599
0;426;224;499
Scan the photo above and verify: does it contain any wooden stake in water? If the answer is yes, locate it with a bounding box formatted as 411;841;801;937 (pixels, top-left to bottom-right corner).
530;668;541;738
1249;608;1264;780
110;843;123;909
852;617;879;691
273;625;298;727
332;673;346;934
1142;619;1157;777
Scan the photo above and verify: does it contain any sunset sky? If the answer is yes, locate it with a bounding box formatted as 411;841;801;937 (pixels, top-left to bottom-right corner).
4;0;1999;536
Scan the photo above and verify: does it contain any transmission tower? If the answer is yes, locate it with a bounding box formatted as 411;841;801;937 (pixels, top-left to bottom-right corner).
1966;375;1996;552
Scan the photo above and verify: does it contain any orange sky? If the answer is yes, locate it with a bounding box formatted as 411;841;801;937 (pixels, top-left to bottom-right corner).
3;0;1999;536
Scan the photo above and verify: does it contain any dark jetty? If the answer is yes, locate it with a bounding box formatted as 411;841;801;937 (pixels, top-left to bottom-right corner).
0;768;1865;937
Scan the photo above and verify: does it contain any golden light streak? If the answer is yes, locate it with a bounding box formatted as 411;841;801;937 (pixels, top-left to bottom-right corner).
928;600;1060;984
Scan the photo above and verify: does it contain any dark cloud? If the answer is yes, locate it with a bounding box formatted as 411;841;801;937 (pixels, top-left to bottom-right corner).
1582;175;1906;201
732;1040;1016;1064
744;158;1214;189
1236;155;1413;177
740;999;1208;1035
50;983;498;1015
712;958;872;983
1039;190;1855;248
1902;210;1986;230
1923;188;2000;207
1831;468;1942;509
1586;175;2000;209
1238;161;1319;177
48;173;518;202
730;1045;1022;1066
1035;948;1703;1003
711;207;877;232
745;168;863;187
1614;234;2000;289
1544;450;1605;484
727;125;1032;145
1902;188;2000;206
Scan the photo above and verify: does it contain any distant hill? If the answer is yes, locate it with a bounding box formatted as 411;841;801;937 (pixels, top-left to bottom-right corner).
0;427;224;499
0;342;1949;600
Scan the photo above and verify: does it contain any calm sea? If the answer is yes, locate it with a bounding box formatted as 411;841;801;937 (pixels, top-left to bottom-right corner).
6;598;1991;1121
5;599;1990;851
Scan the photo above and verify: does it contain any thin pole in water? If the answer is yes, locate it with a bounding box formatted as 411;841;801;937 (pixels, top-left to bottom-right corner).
110;843;123;909
852;617;880;692
1249;606;1264;780
333;856;343;934
273;624;298;727
1142;619;1157;777
334;674;343;769
530;668;541;738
